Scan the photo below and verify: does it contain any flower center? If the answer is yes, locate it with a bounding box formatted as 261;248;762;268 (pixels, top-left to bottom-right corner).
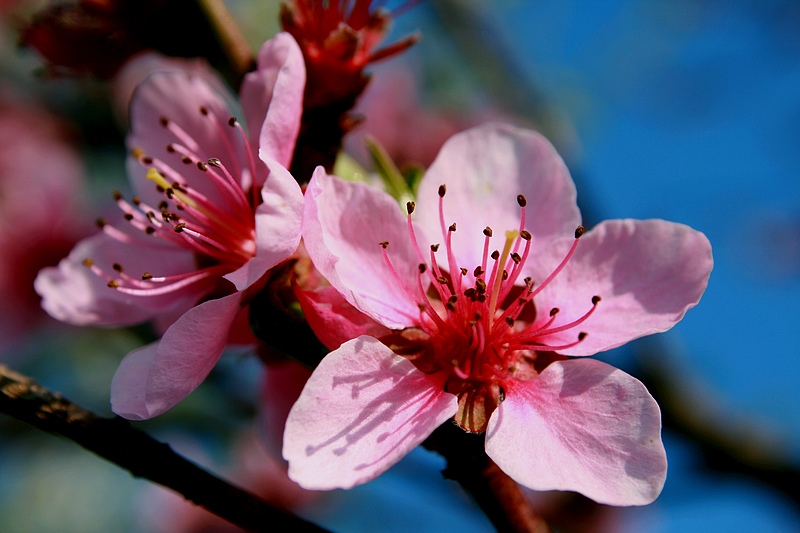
83;108;259;298
380;184;601;431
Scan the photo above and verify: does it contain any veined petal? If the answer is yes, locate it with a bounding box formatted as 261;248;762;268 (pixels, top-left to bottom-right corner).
303;168;424;329
111;292;243;419
415;122;581;270
34;231;201;326
283;336;458;490
127;70;246;207
486;359;667;506
241;32;305;169
294;284;391;351
527;219;713;356
224;158;303;291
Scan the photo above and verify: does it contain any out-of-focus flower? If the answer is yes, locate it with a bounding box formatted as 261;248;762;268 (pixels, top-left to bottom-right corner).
0;87;87;357
280;0;420;180
281;0;419;108
284;122;713;505
345;65;522;171
19;0;246;79
35;33;306;420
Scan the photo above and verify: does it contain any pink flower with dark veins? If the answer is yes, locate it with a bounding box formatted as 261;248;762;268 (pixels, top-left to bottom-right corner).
34;33;306;420
284;123;713;505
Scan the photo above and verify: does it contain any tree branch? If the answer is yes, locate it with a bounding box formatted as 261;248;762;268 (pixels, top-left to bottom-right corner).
0;364;327;533
424;423;551;533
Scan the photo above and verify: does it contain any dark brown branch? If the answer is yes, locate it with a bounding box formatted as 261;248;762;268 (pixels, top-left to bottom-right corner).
424;423;551;533
631;344;800;508
0;364;327;533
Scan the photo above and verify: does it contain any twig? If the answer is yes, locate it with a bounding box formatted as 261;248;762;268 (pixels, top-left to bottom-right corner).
424;423;552;533
0;364;327;533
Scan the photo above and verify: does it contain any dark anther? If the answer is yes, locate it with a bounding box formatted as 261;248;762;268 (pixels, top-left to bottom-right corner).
159;116;169;127
199;106;209;115
82;258;93;267
449;223;457;232
197;161;208;171
524;276;532;285
406;201;415;214
498;386;506;402
460;268;468;276
592;295;602;305
491;250;500;260
166;144;176;153
474;266;484;277
107;280;119;288
476;278;487;293
112;263;123;272
436;277;448;284
505;316;514;327
132;196;141;205
417;303;427;311
431;244;440;252
550;308;560;316
228;116;237;127
502;270;509;280
575;226;585;239
438;184;446;197
155;185;165;193
483;227;493;237
112;190;123;201
517;194;527;207
145;227;156;234
158;201;169;210
380;241;389;248
95;217;107;228
464;288;477;299
474;312;482;320
448;295;458;305
478;294;487;303
520;230;532;241
172;183;186;193
174;222;187;233
181;157;192;165
142;272;153;280
511;252;521;264
166;188;175;199
418;263;427;273
142;156;154;165
207;158;221;167
578;332;588;341
123;213;134;221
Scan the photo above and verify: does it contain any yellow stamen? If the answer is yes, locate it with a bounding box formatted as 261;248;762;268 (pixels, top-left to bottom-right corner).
146;168;197;208
488;230;519;327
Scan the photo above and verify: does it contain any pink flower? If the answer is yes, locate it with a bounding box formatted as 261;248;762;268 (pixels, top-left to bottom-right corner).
284;123;713;505
34;33;306;420
0;86;88;357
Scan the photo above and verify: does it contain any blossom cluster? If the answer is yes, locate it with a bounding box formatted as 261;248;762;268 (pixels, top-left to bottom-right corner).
34;18;712;515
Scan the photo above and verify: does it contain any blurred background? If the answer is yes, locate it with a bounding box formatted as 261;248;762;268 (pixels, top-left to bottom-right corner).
1;0;799;531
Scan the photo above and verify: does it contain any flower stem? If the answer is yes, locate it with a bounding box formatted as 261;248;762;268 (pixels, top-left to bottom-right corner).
423;423;551;533
0;364;327;533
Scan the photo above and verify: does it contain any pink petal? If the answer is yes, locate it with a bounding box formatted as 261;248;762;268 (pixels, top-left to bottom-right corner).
486;359;667;506
526;219;713;356
283;336;458;490
34;231;202;326
126;69;246;207
259;359;312;456
415;123;581;271
302;168;424;329
111;292;243;419
295;285;390;350
223;158;303;291
241;32;305;169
